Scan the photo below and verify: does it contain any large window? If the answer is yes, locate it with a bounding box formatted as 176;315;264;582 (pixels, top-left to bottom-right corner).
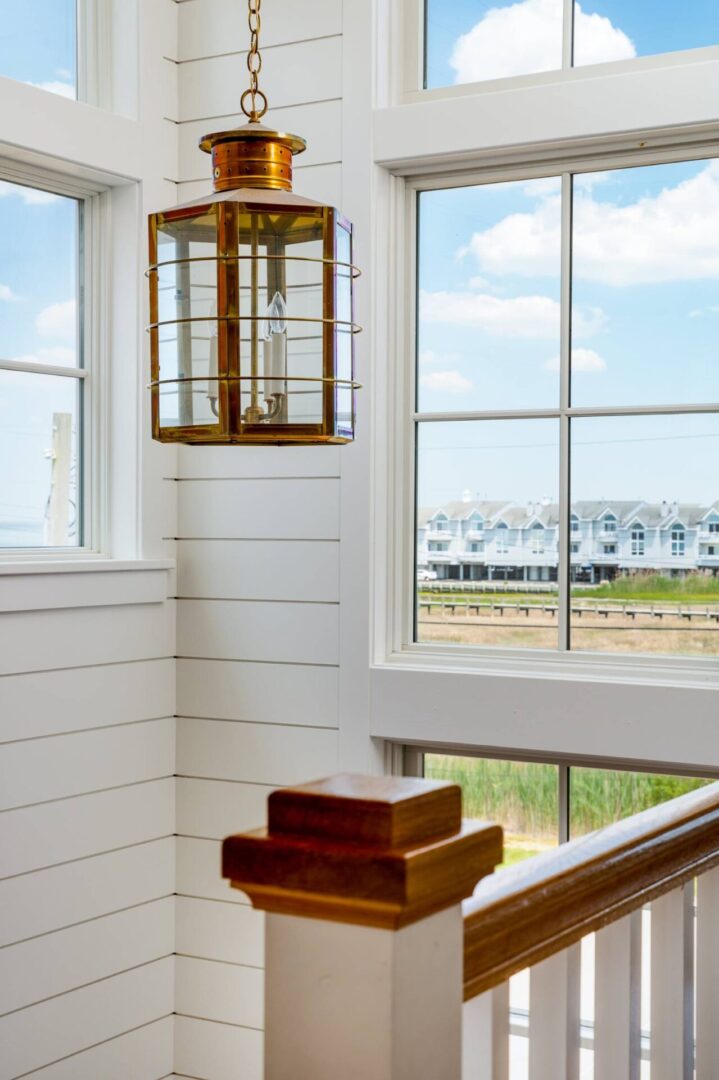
0;175;90;550
414;156;719;660
0;0;77;100
423;0;719;90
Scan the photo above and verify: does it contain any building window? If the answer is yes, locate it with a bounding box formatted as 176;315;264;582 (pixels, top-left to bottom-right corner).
571;516;579;533
413;157;719;659
672;528;686;557
0;175;92;551
631;528;645;556
434;518;448;531
0;1;77;100
570;542;579;554
708;521;719;534
422;1;719;91
495;523;509;556
531;524;545;554
469;541;484;554
428;541;448;553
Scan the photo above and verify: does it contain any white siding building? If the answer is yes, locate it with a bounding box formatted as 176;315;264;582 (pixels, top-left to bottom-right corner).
418;497;719;583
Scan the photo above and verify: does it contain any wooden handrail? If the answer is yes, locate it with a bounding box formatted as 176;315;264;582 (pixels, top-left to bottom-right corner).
463;781;719;1001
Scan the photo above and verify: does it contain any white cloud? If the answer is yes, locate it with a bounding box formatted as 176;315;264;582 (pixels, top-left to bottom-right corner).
690;305;719;318
27;79;75;99
11;347;77;368
419;371;474;394
0;284;18;302
463;161;719;286
468;275;490;290
450;0;634;84
36;300;77;342
420;288;605;340
0;181;59;205
544;348;607;373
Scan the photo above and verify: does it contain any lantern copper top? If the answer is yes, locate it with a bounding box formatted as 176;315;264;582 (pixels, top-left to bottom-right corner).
199;121;306;193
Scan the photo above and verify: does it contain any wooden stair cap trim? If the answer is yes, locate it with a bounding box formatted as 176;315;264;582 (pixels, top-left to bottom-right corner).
223;773;503;929
268;772;462;847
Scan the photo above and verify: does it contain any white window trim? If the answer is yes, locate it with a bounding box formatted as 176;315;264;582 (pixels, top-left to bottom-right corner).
0;158;110;562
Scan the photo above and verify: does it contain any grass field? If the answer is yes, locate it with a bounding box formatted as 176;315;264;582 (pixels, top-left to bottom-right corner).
425;754;710;866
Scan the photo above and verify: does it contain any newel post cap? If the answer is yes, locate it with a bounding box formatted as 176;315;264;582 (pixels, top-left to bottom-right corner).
222;773;503;929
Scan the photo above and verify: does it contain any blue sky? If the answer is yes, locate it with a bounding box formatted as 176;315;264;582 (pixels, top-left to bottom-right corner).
0;2;78;543
426;0;719;87
417;158;719;507
0;0;76;96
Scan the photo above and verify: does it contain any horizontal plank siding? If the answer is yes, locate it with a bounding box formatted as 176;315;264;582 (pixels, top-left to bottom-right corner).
176;836;242;904
26;1017;173;1080
177;0;341;59
175;444;341;480
177;599;339;665
177;658;338;724
176;896;264;968
176;540;339;602
0;717;174;810
176;778;271;840
0;778;175;879
178;37;341;120
0;602;174;676
0;838;174;947
175;1015;263;1080
175;956;263;1029
176;717;338;785
0;957;173;1080
0;898;174;1016
0;659;174;743
176;478;340;539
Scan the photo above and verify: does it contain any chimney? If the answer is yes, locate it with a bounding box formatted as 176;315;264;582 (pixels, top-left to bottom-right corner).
526;501;534;517
461;489;471;504
672;501;679;517
661;500;668;517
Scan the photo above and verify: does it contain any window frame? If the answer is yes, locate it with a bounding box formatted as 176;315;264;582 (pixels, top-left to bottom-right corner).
0;158;108;560
403;0;719;101
385;140;719;685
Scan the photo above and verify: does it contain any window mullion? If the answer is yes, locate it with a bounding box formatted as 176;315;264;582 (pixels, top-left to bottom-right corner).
558;173;573;652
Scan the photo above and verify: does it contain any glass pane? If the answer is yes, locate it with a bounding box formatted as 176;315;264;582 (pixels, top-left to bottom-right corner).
574;1;719;67
416;419;560;649
0;371;80;547
570;766;711;838
156;210;219;429
571;160;719;407
570;413;719;657
335;223;354;439
239;210;325;429
417;180;563;414
425;754;559;867
0;0;76;98
425;0;562;89
0;181;79;370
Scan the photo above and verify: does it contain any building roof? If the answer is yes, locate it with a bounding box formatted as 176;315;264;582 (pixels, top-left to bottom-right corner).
420;498;719;530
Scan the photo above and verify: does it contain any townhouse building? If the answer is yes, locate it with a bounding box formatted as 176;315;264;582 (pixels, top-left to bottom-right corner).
418;495;719;583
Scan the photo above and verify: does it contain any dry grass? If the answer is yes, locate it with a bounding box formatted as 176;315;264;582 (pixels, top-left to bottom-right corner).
418;608;719;656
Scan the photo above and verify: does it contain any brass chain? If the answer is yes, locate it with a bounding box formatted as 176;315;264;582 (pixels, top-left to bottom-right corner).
241;0;268;121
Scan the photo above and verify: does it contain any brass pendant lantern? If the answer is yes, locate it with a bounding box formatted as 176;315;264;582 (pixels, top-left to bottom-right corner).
147;0;360;444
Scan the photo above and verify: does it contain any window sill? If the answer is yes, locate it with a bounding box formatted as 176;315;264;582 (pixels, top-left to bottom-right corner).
0;558;174;613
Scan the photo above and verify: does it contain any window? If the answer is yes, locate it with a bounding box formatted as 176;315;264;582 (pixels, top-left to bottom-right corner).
421;750;711;864
434;518;448;531
708;521;719;534
570;542;579;554
672;528;686;556
0;174;92;550
0;0;77;100
428;541;448;552
422;0;719;91
631;528;645;556
469;541;484;553
413;157;719;660
531;523;544;554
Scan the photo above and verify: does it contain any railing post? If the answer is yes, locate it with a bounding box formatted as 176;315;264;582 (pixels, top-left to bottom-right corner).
223;773;502;1080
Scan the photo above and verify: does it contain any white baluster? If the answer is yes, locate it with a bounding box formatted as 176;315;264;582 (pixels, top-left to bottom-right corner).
650;885;694;1080
696;867;719;1080
595;912;642;1080
528;944;581;1080
462;983;510;1080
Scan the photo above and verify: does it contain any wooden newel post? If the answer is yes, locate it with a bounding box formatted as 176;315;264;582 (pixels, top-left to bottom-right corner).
222;774;502;1080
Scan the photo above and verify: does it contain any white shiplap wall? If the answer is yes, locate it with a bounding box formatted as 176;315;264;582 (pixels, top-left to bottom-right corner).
0;0;179;1076
173;1;346;1074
